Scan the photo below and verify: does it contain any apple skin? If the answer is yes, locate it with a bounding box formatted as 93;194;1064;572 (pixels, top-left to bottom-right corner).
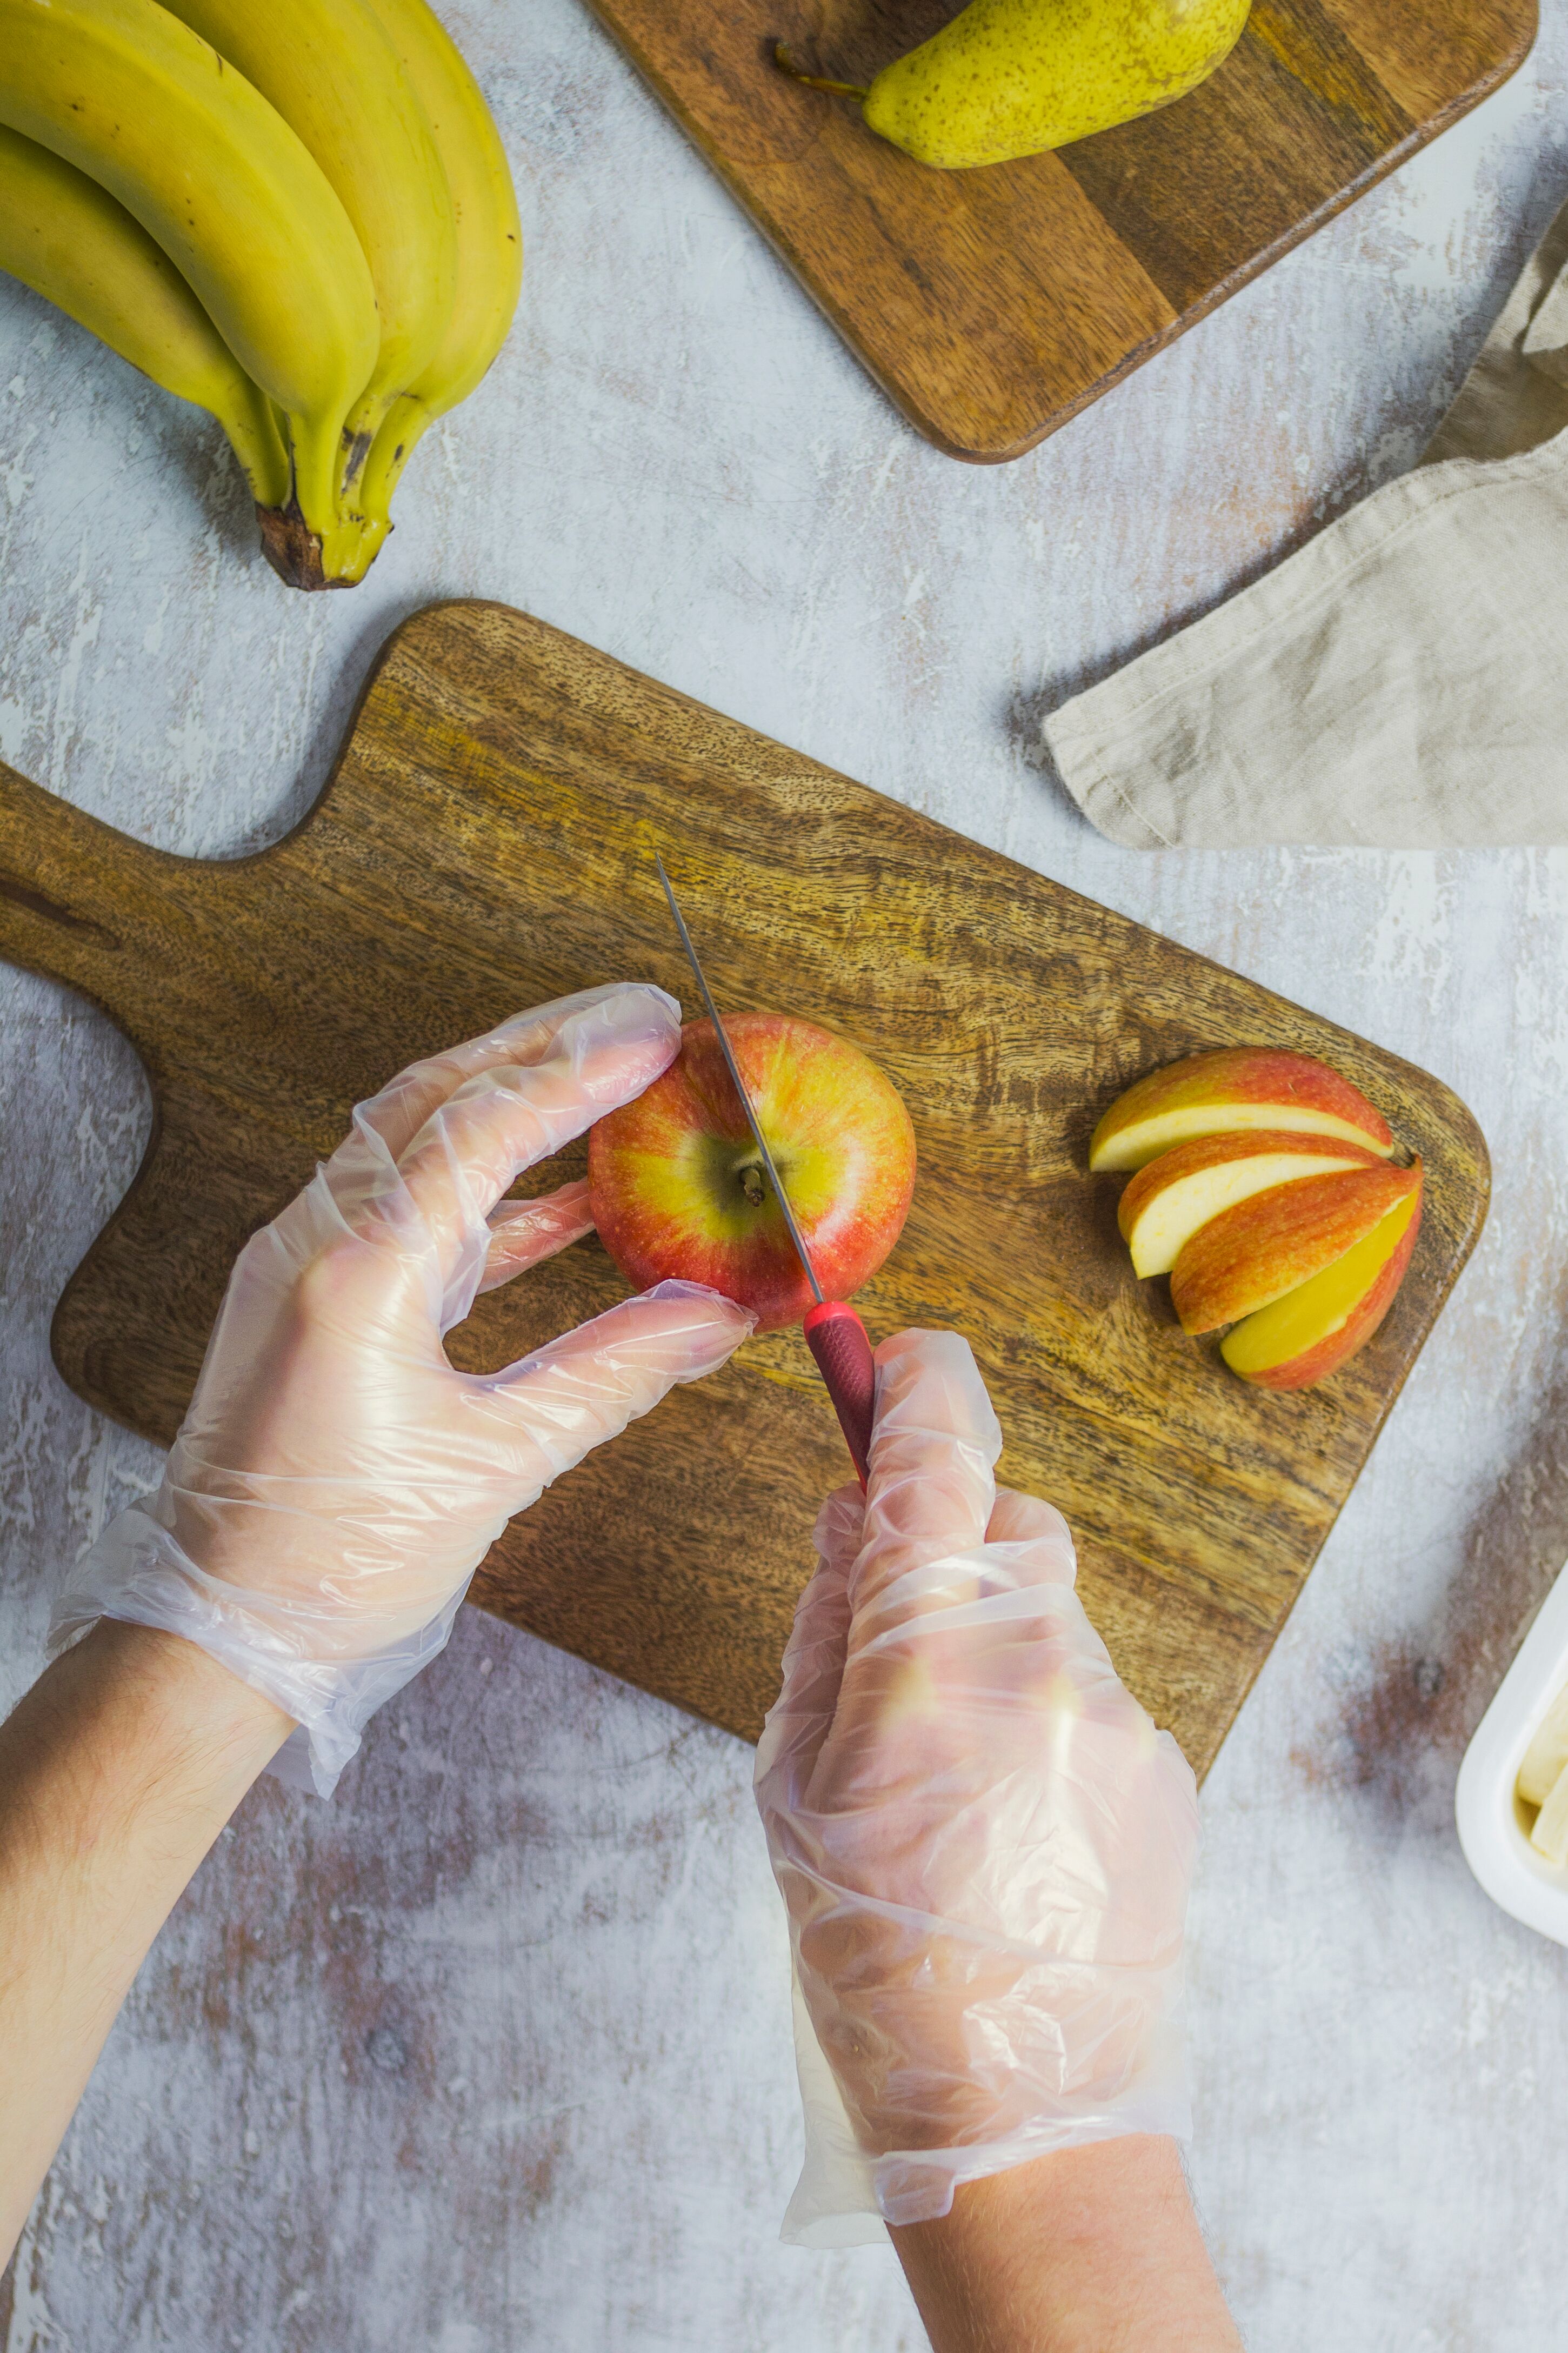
1117;1129;1383;1278
587;1013;916;1332
1090;1048;1394;1173
1168;1160;1422;1337
1221;1185;1422;1389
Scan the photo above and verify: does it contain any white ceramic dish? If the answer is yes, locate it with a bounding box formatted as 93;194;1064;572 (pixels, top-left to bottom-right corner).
1456;1561;1568;1945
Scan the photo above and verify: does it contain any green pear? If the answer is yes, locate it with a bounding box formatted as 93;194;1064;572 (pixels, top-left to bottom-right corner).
776;0;1252;170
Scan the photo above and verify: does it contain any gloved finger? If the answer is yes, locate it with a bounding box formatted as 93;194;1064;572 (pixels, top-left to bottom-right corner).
986;1486;1078;1585
477;1179;596;1293
850;1329;1002;1622
822;1486;1076;1767
812;1483;865;1574
754;1485;862;1812
350;984;678;1165
754;1541;856;1811
392;987;681;1275
476;1279;755;1492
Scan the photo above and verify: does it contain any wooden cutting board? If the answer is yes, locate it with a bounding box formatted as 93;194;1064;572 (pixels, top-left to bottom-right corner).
0;601;1486;1775
585;0;1536;460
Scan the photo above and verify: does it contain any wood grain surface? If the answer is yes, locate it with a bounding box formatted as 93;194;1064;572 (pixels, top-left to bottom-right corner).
0;600;1486;1774
585;0;1537;458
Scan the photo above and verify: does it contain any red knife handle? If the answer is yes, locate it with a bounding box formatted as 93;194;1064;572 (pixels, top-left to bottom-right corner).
803;1299;876;1491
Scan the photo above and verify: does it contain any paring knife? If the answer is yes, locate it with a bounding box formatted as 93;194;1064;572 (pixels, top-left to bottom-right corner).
654;853;877;1490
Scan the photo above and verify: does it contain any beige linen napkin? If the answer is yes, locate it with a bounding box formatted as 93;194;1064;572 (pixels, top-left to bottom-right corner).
1043;193;1568;848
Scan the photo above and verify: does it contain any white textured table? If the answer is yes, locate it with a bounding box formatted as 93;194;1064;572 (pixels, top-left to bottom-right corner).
4;8;1568;2346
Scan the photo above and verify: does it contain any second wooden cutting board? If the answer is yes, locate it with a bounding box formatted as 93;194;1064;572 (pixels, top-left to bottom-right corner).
584;0;1536;458
0;602;1486;1775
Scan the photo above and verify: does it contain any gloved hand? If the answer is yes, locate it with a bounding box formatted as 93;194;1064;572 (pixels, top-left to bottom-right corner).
755;1330;1198;2245
50;985;753;1794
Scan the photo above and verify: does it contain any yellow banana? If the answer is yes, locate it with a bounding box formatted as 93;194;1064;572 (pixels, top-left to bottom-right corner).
0;122;289;507
0;0;378;557
343;0;522;580
159;0;457;507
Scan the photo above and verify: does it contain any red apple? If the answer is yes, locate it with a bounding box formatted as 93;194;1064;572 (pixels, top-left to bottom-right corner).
1117;1129;1384;1278
1168;1159;1422;1336
1220;1181;1423;1388
1090;1048;1393;1173
587;1013;916;1331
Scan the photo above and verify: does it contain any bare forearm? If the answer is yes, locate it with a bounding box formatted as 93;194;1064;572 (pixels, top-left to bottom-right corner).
891;2137;1242;2353
0;1622;291;2264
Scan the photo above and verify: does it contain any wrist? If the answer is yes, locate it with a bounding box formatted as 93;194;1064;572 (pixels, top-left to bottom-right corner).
0;1623;291;2273
35;1620;293;1842
890;2137;1240;2353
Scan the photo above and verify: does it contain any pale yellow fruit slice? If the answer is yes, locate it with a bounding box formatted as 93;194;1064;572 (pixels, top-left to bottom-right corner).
1118;1131;1381;1279
1530;1758;1568;1866
1219;1190;1419;1384
1517;1679;1568;1807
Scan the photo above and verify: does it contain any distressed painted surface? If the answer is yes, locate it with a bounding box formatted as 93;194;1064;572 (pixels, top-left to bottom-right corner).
3;1;1568;2344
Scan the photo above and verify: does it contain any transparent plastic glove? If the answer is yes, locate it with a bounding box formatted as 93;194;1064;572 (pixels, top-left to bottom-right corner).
755;1330;1198;2245
49;985;755;1796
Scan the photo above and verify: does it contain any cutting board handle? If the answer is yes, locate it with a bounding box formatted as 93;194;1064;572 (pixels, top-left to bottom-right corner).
0;758;186;1035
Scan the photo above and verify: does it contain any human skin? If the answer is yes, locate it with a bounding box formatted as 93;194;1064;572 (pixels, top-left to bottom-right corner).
0;1614;1239;2345
1;987;756;2264
0;1620;291;2266
891;2135;1243;2352
0;980;1235;2331
756;1325;1239;2342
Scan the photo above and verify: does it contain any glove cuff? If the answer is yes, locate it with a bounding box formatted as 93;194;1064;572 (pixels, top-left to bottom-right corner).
780;1950;1191;2244
48;1503;466;1797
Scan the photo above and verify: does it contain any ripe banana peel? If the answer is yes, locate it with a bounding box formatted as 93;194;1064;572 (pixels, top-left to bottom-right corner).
159;0;459;504
0;123;290;506
0;0;378;546
0;0;521;589
346;0;524;576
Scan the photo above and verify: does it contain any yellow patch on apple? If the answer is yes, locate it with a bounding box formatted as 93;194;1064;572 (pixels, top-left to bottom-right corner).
1220;1186;1422;1390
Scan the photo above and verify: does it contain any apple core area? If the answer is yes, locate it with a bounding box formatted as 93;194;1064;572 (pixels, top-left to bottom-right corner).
587;1013;916;1331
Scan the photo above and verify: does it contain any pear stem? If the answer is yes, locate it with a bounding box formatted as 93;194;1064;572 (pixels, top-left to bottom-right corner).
773;43;869;102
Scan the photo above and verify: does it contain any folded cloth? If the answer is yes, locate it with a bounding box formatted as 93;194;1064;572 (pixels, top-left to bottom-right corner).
1043;192;1568;848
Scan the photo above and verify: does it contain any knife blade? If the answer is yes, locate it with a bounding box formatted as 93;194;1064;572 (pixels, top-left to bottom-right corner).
653;852;877;1488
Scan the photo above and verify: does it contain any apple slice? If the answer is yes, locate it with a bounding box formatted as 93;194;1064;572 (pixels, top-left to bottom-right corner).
1170;1160;1421;1335
1117;1129;1384;1278
1090;1049;1393;1173
1220;1180;1422;1390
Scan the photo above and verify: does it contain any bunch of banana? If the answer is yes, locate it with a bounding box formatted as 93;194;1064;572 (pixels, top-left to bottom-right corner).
0;0;520;589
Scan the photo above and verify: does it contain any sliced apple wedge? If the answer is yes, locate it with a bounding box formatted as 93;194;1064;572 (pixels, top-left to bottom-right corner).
1090;1048;1394;1173
1117;1129;1384;1278
1170;1160;1422;1336
1220;1179;1423;1389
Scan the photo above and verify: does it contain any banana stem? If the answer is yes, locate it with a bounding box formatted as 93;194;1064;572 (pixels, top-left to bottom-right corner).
217;375;291;510
285;411;348;542
254;500;370;590
773;43;869;101
256;396;401;590
353;390;435;535
336;386;403;508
